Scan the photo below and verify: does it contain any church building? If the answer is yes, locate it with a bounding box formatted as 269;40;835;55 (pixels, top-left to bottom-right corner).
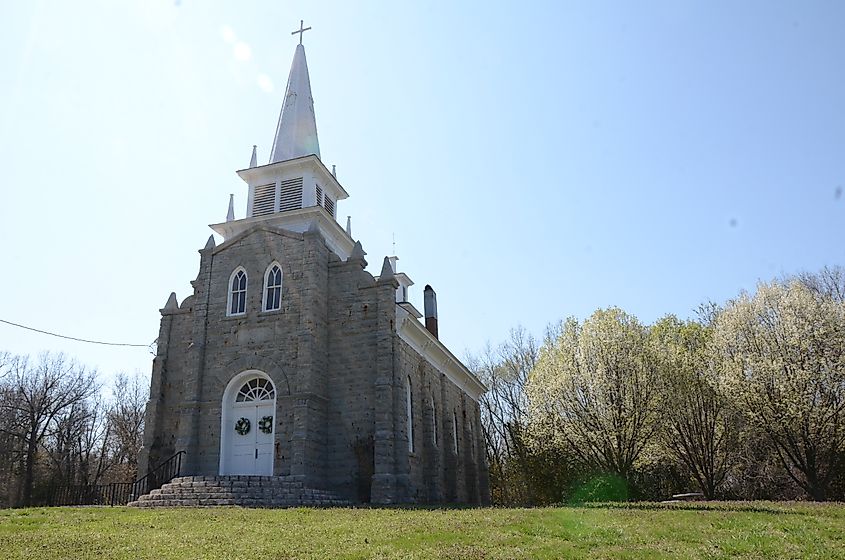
137;26;490;506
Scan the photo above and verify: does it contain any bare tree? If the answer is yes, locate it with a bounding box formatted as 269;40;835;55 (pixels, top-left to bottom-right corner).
105;373;147;481
0;353;98;505
795;265;845;303
471;326;538;504
0;351;11;378
0;358;24;506
46;396;110;486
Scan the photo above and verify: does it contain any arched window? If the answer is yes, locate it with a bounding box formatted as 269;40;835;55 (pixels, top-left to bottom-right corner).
431;396;438;447
235;377;275;402
263;263;283;311
452;411;459;454
228;268;247;316
406;377;414;453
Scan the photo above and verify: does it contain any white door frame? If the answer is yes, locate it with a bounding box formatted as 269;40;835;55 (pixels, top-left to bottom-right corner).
219;370;277;475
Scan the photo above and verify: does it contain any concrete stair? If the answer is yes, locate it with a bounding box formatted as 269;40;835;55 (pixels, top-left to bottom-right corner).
127;476;350;508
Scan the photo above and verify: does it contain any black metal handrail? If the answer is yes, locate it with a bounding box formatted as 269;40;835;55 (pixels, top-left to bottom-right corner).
128;450;185;503
45;450;185;507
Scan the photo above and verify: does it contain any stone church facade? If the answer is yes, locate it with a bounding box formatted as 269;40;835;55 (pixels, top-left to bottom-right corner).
137;35;490;505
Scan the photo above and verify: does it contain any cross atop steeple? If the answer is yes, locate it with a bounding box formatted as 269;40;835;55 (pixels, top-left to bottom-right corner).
291;20;311;45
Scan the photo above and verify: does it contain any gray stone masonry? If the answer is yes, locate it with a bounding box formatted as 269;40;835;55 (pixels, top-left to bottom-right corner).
128;476;349;508
137;223;490;505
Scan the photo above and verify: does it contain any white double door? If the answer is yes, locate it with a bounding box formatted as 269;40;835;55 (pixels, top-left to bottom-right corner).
230;401;274;476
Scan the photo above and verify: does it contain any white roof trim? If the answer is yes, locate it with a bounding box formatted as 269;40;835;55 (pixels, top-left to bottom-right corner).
395;305;486;402
237;155;348;200
209;206;355;260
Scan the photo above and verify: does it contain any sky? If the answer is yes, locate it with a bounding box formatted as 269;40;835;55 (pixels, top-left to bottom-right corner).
1;1;843;384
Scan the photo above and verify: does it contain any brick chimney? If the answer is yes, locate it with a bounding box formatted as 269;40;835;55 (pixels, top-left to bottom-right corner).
423;285;438;338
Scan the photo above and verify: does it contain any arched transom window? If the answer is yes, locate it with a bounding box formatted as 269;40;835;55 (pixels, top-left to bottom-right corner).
235;377;275;402
229;269;247;316
264;263;283;311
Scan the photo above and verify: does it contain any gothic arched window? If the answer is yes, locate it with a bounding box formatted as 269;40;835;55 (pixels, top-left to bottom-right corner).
470;420;477;458
431;396;438;447
452;411;459;454
406;377;414;453
228;268;247;316
263;263;283;311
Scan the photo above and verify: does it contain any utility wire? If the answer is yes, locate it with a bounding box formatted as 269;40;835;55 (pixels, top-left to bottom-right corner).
0;318;152;349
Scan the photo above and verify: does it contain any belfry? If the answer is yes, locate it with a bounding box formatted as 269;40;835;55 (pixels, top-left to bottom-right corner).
134;24;489;506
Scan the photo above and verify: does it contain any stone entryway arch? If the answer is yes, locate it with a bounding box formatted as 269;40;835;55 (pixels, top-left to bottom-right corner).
219;370;276;476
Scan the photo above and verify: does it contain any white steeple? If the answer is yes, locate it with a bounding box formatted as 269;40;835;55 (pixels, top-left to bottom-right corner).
211;22;352;260
270;32;320;163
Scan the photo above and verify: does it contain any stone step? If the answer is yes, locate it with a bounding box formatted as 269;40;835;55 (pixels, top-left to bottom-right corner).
127;475;350;508
139;493;345;502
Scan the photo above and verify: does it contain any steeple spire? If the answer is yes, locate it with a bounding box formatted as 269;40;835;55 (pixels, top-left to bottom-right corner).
270;24;320;164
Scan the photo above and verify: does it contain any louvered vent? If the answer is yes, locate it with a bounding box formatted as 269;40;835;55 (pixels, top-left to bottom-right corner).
252;183;275;216
324;196;335;217
315;184;323;207
279;177;303;212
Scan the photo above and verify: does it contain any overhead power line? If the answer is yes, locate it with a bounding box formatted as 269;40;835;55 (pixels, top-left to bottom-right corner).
0;318;152;349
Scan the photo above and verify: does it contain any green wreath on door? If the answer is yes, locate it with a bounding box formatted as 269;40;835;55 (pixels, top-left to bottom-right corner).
258;416;274;434
234;417;251;435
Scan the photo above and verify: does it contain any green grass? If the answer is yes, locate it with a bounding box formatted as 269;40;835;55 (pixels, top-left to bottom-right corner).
0;502;843;559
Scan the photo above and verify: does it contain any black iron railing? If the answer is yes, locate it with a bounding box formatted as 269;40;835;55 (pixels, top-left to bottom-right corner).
46;450;185;506
128;450;185;502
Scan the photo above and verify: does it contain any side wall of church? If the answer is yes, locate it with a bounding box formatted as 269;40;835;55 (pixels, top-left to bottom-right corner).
395;338;488;504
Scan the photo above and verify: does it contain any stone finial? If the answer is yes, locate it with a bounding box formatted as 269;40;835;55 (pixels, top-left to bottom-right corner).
226;194;235;222
163;292;179;310
351;240;366;259
346;216;352;237
379;256;395;281
204;235;216;250
332;164;337;178
348;240;367;267
249;145;257;168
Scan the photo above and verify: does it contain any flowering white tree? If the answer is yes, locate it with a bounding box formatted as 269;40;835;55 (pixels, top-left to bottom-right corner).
715;280;845;501
527;308;662;481
651;316;738;498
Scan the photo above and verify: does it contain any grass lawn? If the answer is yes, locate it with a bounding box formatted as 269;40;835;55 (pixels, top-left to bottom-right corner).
0;502;843;559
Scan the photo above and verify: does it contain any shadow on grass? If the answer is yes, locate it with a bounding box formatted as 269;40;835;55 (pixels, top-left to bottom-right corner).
570;501;808;516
